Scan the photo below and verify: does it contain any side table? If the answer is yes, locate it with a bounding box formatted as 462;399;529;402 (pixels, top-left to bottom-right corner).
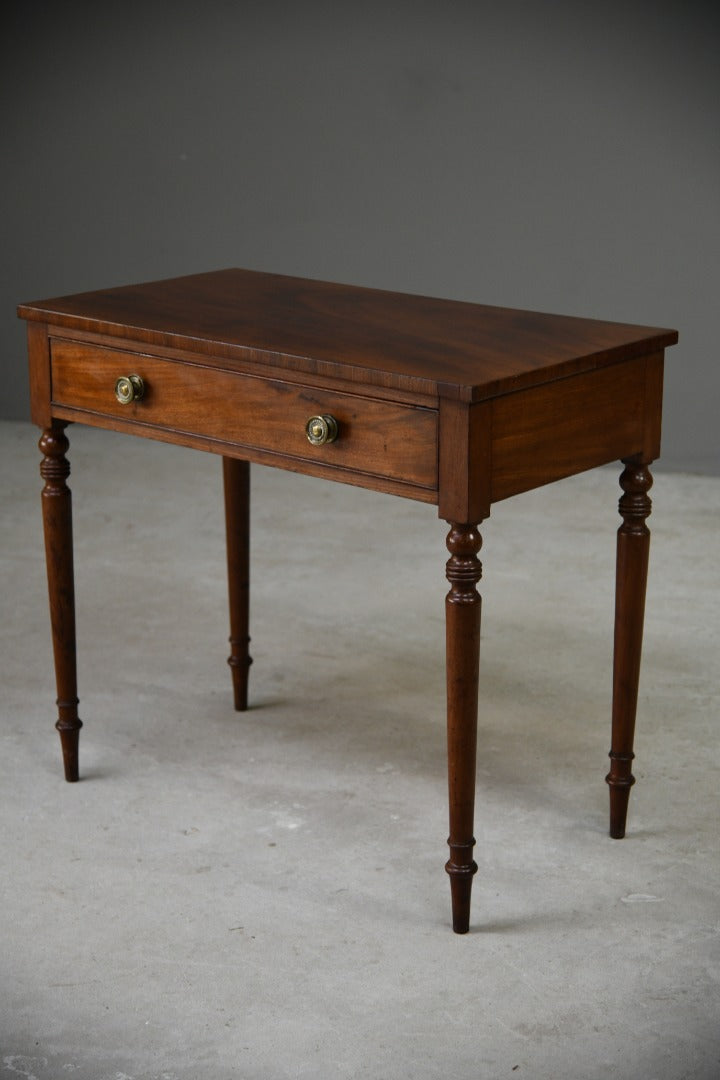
18;269;678;932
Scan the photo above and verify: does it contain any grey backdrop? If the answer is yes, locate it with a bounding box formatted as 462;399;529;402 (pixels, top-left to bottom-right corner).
3;1;718;473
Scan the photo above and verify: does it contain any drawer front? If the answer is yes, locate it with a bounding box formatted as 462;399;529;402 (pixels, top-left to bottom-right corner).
50;340;438;489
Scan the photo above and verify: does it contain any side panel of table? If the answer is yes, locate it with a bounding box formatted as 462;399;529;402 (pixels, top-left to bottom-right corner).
489;351;663;501
437;352;662;520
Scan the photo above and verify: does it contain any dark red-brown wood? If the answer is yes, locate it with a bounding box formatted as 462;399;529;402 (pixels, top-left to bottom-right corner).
445;522;483;933
607;458;654;837
223;457;251;711
39;422;82;782
48;337;438;492
27;321;52;428
19;268;677;404
19;268;678;934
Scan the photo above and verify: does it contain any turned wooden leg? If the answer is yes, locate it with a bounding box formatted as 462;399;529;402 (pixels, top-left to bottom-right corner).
606;457;653;838
445;522;482;933
223;457;252;711
39;422;82;782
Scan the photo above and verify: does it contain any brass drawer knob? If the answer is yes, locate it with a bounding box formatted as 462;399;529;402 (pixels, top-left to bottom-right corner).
115;374;145;405
305;414;339;446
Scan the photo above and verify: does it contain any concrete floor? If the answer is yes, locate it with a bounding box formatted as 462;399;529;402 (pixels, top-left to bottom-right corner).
1;419;718;1080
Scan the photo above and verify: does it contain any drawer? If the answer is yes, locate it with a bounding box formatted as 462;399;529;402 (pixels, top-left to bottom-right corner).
50;340;438;490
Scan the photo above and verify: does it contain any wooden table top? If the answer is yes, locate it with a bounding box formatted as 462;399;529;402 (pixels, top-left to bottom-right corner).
19;268;678;403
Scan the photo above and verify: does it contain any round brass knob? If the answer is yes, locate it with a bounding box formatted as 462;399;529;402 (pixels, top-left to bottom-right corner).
305;414;339;446
115;374;145;405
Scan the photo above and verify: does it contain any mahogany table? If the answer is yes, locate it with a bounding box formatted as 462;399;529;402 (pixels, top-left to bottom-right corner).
19;269;678;932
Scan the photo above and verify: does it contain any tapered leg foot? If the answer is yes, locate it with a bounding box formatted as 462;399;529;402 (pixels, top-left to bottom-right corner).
58;724;80;783
223;457;252;711
606;458;653;838
446;845;477;934
228;653;252;711
39;423;82;781
608;774;633;839
445;522;482;933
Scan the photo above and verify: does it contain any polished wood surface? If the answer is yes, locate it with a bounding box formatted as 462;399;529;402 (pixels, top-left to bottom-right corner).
444;522;483;933
19;268;677;402
224;457;252;712
38;422;81;782
19;269;678;932
607;458;654;838
49;337;438;492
